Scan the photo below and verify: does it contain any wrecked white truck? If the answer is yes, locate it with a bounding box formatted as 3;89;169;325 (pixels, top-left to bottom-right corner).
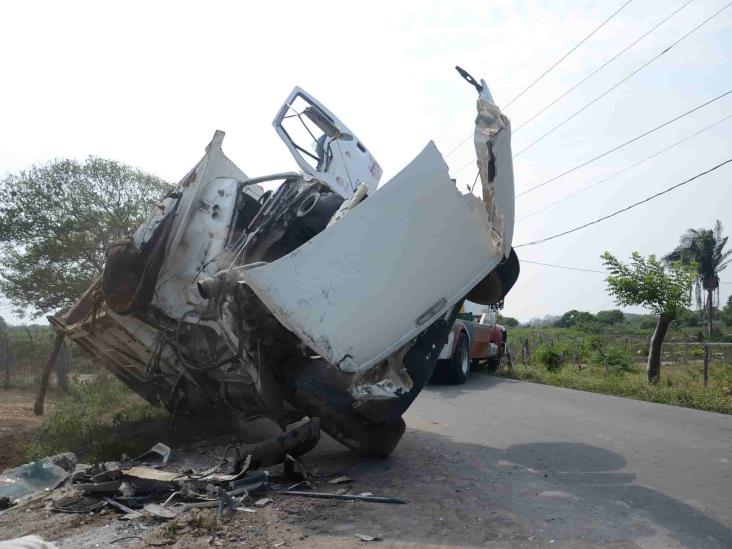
50;68;519;458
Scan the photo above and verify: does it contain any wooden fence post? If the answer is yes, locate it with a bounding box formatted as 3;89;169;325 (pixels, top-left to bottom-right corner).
0;335;9;390
682;338;688;364
522;338;529;365
34;331;65;415
703;343;709;388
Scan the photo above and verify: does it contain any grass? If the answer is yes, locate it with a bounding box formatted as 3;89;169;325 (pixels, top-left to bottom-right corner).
496;359;732;414
23;374;167;462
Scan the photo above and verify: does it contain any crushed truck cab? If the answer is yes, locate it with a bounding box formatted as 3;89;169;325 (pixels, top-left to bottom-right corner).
53;71;520;457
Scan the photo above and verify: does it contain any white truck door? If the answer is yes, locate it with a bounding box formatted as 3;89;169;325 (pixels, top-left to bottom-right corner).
273;87;382;200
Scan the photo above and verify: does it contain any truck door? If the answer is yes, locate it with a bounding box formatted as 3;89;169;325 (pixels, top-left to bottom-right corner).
273;87;382;199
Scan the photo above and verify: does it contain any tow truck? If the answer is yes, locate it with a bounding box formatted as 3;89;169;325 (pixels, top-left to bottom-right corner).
433;307;509;384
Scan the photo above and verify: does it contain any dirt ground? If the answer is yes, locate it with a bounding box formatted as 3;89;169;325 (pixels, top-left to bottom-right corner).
0;388;55;470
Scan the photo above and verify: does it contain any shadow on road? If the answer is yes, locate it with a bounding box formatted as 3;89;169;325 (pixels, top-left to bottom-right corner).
294;428;731;548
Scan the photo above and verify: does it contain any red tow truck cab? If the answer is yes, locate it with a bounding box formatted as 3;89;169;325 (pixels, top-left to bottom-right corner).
432;310;507;384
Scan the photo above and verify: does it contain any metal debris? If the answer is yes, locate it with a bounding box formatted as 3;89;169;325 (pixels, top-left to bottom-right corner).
0;453;75;502
130;443;172;469
51;494;104;514
281;490;406;504
327;475;352;484
254;497;273;508
144;502;178;519
356;534;382;542
103;497;143;520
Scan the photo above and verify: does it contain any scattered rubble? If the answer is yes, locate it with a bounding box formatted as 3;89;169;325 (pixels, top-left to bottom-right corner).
0;421;404;545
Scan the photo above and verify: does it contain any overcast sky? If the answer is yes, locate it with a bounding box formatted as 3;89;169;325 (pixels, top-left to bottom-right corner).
1;0;731;324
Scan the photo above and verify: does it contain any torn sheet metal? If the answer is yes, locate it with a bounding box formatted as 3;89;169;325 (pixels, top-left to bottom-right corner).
145;131;263;320
473;79;515;254
240;141;505;373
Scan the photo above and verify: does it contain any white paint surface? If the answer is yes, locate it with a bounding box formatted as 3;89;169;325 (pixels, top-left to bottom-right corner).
242;142;506;372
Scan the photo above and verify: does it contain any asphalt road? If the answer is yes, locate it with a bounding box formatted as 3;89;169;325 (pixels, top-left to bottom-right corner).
299;374;732;548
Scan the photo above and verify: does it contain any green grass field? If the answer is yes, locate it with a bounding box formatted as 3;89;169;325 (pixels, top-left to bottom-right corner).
495;359;732;414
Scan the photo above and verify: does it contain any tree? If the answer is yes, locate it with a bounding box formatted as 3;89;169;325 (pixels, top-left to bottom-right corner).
496;314;519;327
596;309;625;325
721;295;732;327
0;157;169;317
602;252;695;383
555;310;594;328
663;221;731;338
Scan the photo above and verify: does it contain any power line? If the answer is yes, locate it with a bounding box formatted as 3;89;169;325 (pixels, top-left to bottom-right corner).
512;0;695;135
520;260;732;285
444;0;635;160
517;113;732;222
522;260;606;274
514;157;732;248
504;0;635;110
515;89;732;197
513;1;732;158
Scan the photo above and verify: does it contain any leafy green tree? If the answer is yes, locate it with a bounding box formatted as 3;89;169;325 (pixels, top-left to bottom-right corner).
595;309;624;325
0;158;169;317
721;295;732;327
555;309;594;328
664;221;731;338
496;313;519;327
602;252;695;383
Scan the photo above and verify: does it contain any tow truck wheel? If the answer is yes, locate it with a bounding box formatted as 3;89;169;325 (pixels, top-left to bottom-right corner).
447;332;470;384
486;356;501;372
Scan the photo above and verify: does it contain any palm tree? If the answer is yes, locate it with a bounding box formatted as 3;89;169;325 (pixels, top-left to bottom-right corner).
664;221;731;338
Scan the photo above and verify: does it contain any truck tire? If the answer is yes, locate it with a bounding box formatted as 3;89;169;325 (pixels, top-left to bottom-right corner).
446;332;470;384
486;355;501;372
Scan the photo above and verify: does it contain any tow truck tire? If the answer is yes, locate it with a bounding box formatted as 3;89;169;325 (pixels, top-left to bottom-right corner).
446;332;470;384
486;355;501;372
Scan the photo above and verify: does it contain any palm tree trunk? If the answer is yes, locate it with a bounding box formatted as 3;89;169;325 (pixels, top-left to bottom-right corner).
707;288;713;339
647;315;671;384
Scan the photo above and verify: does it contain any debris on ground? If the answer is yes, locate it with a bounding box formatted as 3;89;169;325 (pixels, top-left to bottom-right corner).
0;535;57;548
0;420;405;546
355;533;382;542
0;453;76;505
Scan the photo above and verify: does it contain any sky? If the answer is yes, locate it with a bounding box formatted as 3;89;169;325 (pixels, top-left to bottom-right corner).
1;0;731;324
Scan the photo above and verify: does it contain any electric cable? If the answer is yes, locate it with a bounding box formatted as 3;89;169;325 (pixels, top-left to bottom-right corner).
512;0;695;134
516;90;732;197
517;113;732;222
512;1;732;158
514;157;732;247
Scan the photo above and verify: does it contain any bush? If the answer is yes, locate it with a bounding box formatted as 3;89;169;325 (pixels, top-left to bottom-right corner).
24;375;164;461
589;342;633;372
533;342;563;370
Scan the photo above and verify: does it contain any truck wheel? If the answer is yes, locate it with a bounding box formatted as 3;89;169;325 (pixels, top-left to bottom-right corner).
486;355;501;372
447;332;470;384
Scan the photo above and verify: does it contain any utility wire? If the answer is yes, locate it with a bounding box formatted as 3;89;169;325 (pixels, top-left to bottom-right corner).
513;1;732;158
521;259;732;285
517;113;732;222
514;157;732;248
513;0;695;135
522;260;606;274
444;0;635;160
515;89;732;197
504;0;635;109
